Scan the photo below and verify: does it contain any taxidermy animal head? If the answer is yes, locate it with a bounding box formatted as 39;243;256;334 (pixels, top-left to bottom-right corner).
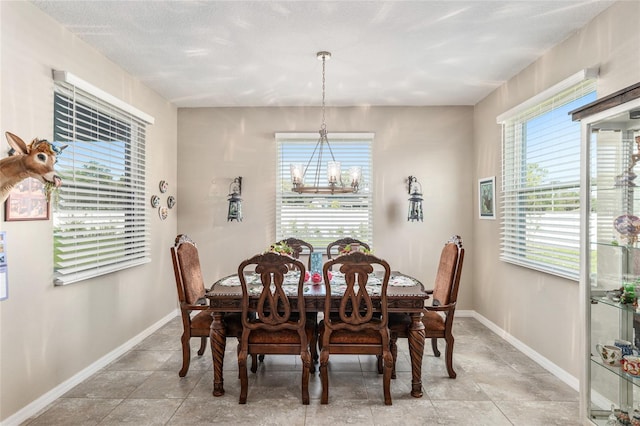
0;132;67;204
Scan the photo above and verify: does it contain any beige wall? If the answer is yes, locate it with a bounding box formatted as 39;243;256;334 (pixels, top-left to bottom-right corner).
177;106;474;305
473;0;640;379
0;2;178;421
2;0;640;422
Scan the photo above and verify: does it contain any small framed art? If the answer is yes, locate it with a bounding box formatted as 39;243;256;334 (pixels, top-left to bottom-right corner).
5;178;50;221
478;176;496;220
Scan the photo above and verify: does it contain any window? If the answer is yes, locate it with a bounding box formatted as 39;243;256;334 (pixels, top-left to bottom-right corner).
499;72;596;280
52;74;153;285
276;132;373;250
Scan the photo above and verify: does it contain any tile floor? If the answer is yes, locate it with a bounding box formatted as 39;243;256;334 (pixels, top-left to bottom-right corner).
23;317;580;425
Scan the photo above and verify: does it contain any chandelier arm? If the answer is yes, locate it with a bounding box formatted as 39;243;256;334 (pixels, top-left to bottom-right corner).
323;135;338;162
313;139;323;190
302;138;323;179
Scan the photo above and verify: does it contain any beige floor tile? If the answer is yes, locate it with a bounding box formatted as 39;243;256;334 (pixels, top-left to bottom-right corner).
431;400;512;425
22;317;581;425
128;370;203;399
64;370;153;399
98;398;182;425
495;400;581;425
25;398;122;425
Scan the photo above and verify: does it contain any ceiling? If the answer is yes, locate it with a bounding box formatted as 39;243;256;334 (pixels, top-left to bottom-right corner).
31;1;614;108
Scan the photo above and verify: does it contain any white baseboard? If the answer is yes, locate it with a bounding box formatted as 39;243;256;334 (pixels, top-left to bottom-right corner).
456;309;579;391
1;310;179;426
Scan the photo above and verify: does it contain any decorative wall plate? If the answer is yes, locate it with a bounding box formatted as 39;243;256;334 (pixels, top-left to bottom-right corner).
150;195;160;208
167;196;176;209
159;180;168;193
158;206;168;220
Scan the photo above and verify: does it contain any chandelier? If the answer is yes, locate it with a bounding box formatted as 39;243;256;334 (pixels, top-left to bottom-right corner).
290;51;361;194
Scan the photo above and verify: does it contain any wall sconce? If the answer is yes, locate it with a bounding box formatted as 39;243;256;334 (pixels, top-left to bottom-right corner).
407;176;423;222
227;177;242;222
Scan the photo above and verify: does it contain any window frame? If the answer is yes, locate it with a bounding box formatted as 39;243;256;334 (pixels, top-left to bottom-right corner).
275;132;374;251
498;72;597;280
52;75;153;285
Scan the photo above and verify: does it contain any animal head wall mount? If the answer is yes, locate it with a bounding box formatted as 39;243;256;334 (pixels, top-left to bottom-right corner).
0;132;67;204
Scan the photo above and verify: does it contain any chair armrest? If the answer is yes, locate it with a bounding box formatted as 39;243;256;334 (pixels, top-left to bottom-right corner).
424;301;456;313
182;303;210;311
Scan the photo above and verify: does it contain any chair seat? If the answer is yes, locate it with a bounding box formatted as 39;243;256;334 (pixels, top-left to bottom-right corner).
318;319;384;344
190;311;244;338
388;310;445;335
248;322;315;344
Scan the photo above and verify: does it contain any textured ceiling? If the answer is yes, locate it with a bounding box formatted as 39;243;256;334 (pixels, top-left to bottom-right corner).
31;1;614;108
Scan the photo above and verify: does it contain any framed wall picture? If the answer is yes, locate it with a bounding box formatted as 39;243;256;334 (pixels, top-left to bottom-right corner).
4;177;50;221
478;176;496;220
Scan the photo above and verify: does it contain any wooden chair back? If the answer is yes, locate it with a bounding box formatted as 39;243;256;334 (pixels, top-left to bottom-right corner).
170;234;206;312
238;251;308;336
276;237;314;269
321;251;390;332
432;235;465;308
326;237;371;259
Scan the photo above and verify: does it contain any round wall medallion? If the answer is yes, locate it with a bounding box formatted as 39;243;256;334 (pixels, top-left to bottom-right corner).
167;196;176;209
158;206;168;220
159;180;168;193
150;195;160;208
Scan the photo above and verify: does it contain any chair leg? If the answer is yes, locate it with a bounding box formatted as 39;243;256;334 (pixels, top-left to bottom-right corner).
376;355;383;374
250;351;258;374
258;354;265;362
301;350;311;405
311;327;319;366
389;336;398;379
238;349;249;404
445;335;456;378
179;333;191;377
197;336;207;356
319;349;329;404
431;337;441;357
312;314;319;363
382;349;393;405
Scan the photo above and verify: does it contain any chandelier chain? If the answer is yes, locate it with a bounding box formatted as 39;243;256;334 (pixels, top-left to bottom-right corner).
321;54;326;132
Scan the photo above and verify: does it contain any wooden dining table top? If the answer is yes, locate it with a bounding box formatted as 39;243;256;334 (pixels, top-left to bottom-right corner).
206;270;429;312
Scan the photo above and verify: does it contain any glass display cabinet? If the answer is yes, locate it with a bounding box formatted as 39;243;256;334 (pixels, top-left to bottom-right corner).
573;83;640;424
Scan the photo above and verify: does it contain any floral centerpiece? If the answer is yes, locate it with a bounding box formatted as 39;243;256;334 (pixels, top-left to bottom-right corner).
339;243;372;255
267;241;294;256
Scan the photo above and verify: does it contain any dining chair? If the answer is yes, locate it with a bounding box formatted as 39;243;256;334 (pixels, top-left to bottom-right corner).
275;237;319;364
318;251;393;405
326;237;371;259
276;237;314;269
170;234;255;377
237;252;314;404
387;235;465;379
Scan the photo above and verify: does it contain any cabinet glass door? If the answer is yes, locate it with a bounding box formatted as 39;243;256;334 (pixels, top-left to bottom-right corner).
584;97;640;424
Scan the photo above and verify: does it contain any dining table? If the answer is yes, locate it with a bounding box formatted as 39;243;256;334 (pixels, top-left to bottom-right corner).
205;270;429;398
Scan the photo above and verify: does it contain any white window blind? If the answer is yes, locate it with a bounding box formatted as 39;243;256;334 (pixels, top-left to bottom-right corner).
276;133;373;250
52;79;152;285
500;78;596;280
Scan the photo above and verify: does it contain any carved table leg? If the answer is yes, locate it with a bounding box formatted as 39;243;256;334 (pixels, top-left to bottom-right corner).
210;312;226;396
408;311;425;398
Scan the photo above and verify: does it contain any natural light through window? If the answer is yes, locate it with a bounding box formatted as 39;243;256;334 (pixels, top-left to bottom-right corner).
500;76;596;280
275;132;373;250
52;79;152;285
